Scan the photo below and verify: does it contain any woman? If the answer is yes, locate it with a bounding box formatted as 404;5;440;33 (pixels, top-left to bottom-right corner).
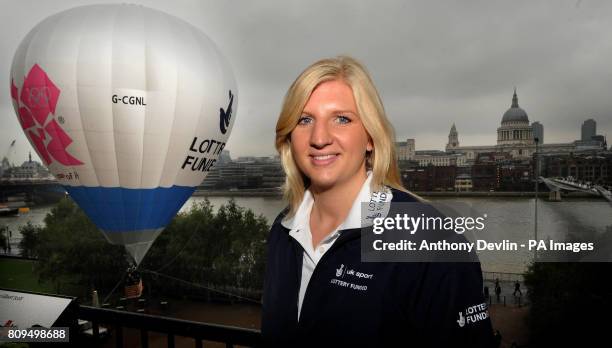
262;56;495;347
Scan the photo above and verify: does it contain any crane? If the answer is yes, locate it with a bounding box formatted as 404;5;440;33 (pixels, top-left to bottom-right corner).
2;140;17;169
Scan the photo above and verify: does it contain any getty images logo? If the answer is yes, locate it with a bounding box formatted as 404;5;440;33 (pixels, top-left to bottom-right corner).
219;90;234;134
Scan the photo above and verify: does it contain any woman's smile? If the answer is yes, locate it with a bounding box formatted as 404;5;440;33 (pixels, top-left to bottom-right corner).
309;153;340;166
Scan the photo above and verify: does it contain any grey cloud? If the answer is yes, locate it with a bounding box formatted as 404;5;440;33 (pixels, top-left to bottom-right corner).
1;0;611;161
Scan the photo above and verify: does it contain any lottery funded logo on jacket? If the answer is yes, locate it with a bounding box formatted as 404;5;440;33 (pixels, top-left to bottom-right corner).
330;263;374;292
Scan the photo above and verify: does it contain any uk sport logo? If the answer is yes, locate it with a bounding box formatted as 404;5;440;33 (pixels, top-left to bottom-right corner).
11;64;83;166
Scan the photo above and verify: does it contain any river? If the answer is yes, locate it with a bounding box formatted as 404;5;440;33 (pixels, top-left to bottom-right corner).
2;195;611;274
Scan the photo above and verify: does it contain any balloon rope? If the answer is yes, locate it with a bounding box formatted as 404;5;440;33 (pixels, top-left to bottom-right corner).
102;270;128;305
141;268;261;305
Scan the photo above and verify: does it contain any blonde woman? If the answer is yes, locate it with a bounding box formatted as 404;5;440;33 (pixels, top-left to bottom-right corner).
261;56;494;347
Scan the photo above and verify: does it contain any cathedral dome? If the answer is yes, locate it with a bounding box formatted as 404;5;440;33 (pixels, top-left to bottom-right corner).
502;107;529;123
502;89;529;124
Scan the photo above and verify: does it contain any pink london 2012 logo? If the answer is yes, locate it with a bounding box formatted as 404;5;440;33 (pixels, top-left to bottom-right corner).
11;64;82;166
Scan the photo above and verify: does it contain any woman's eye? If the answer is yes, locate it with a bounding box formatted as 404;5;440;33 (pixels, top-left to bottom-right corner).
335;115;351;124
297;116;313;125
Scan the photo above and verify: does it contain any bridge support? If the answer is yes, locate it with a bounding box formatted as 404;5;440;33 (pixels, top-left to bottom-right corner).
548;190;562;202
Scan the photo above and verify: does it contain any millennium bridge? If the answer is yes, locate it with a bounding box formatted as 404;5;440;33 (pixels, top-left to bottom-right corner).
539;176;612;202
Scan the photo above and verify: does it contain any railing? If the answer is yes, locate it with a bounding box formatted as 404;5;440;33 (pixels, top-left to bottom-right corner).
484;293;526;308
482;271;525;283
482;271;528;308
78;305;262;348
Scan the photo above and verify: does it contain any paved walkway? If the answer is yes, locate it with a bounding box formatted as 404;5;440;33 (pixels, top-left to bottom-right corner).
489;305;529;348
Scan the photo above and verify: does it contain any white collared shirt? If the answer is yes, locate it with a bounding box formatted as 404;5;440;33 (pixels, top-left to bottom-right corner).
281;172;392;319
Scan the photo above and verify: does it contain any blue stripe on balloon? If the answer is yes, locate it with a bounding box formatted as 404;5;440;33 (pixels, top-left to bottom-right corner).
65;185;196;232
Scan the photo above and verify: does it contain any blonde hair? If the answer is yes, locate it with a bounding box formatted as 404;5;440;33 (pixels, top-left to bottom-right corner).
276;56;408;216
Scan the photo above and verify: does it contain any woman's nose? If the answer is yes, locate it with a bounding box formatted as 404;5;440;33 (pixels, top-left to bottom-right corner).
309;119;332;149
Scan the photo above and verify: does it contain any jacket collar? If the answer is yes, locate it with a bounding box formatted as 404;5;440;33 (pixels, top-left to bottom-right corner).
281;171;393;231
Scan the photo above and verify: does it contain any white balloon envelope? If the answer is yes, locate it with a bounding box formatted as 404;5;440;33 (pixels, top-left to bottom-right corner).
10;4;237;265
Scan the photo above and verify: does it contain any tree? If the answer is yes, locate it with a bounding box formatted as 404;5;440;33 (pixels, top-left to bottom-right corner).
34;197;129;297
25;196;270;302
141;198;269;298
524;226;612;347
18;222;41;258
0;225;7;253
524;262;612;347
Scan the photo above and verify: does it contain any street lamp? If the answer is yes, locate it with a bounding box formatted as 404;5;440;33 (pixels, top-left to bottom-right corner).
534;137;539;262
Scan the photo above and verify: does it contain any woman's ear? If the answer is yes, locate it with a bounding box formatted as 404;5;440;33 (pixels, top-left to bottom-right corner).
366;138;373;152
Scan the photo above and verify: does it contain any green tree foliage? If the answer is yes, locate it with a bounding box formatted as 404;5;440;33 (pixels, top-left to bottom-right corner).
524;262;612;347
28;197;269;302
18;222;41;258
34;197;129;297
0;225;7;252
142;199;269;298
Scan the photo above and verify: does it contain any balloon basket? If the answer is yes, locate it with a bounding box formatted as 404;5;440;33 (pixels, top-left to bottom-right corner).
124;279;144;299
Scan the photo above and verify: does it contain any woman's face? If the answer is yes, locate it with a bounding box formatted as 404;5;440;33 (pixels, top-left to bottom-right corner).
290;79;373;192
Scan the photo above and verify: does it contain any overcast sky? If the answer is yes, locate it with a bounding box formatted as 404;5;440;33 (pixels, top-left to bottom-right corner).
1;0;611;164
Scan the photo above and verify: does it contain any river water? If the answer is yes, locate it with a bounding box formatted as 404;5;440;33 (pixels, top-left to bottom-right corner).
2;195;611;274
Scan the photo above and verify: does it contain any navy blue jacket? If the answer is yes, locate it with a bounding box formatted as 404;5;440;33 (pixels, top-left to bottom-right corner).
261;188;496;347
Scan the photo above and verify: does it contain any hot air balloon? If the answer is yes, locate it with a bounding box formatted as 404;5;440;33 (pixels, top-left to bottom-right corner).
10;4;237;265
